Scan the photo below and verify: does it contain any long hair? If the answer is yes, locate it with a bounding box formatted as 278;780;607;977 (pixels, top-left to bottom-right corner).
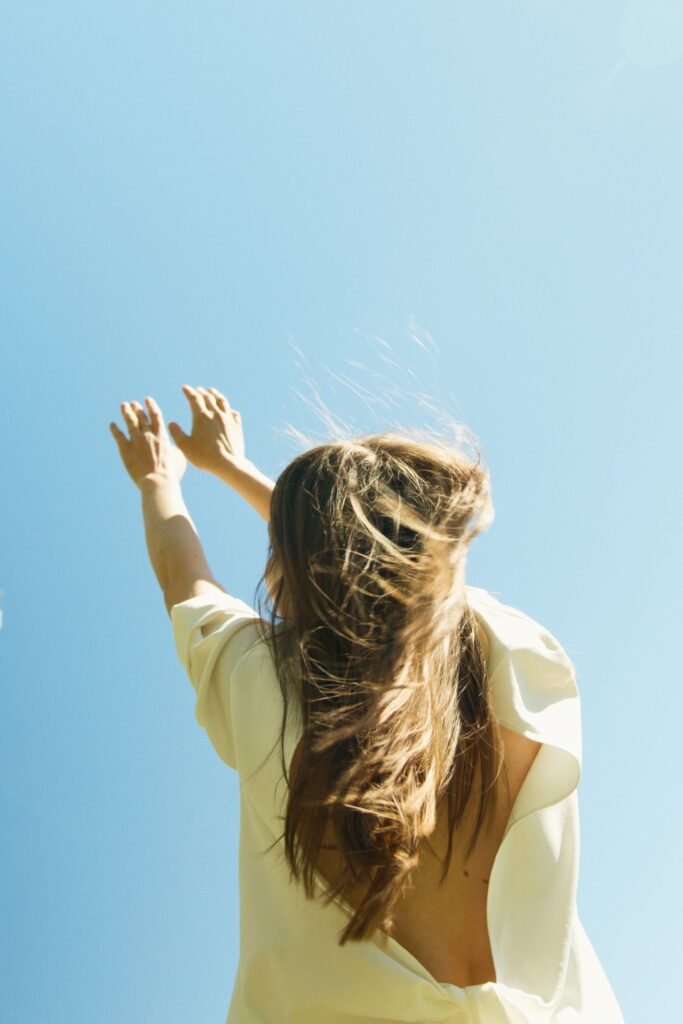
255;430;502;945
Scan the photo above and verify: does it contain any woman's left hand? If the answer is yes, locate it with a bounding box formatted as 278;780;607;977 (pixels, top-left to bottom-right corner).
109;396;187;487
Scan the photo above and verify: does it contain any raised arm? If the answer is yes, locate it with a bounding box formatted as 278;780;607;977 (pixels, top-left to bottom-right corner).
213;456;275;523
109;396;228;616
168;385;275;523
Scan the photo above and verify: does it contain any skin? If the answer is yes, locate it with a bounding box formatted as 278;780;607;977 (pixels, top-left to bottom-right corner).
109;385;275;616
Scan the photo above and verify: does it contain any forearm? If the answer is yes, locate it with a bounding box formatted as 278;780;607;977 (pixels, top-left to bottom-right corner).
215;457;275;523
138;473;216;596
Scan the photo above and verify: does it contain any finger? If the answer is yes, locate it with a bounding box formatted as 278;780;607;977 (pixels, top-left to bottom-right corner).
198;386;221;413
182;384;209;416
144;396;164;432
109;421;128;447
208;387;229;412
121;402;140;434
130;401;150;430
168;421;190;448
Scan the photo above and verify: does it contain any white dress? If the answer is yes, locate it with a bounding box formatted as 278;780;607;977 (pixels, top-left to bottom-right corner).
171;583;626;1023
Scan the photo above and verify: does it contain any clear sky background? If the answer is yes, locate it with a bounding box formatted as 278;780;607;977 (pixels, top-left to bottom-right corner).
2;2;681;1021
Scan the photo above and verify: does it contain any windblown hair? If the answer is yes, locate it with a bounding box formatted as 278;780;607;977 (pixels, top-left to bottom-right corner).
256;430;502;946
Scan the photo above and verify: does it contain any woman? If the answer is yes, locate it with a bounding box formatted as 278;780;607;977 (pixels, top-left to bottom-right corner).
109;385;625;1024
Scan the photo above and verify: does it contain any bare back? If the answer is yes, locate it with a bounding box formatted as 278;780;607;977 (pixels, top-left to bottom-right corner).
288;620;543;988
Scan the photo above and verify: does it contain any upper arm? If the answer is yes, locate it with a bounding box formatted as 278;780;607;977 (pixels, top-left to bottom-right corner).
164;576;228;617
170;589;264;770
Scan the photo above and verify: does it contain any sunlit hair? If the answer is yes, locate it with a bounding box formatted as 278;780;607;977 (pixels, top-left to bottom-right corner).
254;428;502;945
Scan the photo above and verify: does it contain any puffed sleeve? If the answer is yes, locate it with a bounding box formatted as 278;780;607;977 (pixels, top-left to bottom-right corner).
170;591;263;771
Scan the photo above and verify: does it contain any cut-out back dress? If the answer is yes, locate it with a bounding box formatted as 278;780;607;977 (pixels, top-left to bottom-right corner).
171;584;625;1023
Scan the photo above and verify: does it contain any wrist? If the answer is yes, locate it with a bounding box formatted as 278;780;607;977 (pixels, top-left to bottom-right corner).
215;455;258;485
137;471;183;492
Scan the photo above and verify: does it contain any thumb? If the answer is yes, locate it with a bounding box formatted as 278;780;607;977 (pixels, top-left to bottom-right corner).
168;421;189;448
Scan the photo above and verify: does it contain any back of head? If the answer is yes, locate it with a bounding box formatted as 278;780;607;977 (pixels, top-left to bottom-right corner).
262;430;500;944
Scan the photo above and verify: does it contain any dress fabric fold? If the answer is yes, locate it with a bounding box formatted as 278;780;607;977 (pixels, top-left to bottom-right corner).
171;584;625;1024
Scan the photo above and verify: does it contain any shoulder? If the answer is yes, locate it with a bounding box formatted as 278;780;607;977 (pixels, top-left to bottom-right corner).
170;589;270;680
466;585;582;772
465;585;576;678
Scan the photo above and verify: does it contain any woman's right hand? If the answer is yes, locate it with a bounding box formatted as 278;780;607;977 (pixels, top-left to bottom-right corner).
168;385;247;477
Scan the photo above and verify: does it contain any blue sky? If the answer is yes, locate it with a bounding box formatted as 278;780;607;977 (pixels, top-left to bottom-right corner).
2;2;681;1021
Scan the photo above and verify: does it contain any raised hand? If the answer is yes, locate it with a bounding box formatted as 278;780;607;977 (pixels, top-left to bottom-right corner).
168;386;246;477
109;396;187;488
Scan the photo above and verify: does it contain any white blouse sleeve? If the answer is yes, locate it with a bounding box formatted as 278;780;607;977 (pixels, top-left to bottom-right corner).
170;591;263;770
